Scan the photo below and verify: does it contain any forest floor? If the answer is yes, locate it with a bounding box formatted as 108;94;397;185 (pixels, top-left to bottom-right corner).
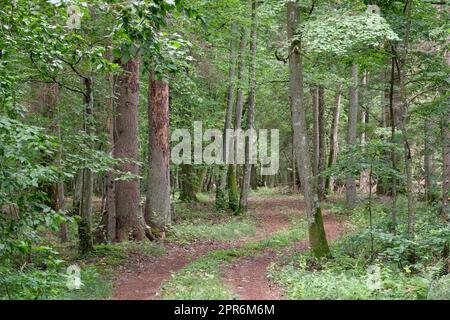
111;194;345;300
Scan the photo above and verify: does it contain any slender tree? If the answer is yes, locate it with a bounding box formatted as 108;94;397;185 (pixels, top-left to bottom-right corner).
325;86;342;194
239;1;257;213
287;0;330;258
346;63;358;209
228;27;247;213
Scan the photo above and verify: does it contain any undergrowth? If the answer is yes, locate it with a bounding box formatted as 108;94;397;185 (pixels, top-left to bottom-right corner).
268;196;449;300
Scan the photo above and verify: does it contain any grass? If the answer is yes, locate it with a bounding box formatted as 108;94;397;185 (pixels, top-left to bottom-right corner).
166;219;257;244
168;201;257;244
57;265;113;300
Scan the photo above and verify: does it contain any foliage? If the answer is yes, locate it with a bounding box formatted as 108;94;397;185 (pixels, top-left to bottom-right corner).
269;197;449;300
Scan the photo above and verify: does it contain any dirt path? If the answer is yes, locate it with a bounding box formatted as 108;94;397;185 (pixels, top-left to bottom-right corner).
222;213;344;300
111;195;344;300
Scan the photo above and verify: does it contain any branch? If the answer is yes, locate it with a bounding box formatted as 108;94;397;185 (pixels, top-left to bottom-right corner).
57;55;89;81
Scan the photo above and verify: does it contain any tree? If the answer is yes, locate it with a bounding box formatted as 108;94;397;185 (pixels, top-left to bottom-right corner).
286;0;330;258
114;55;144;242
228;27;247;214
325;86;342;194
346;63;358;209
145;73;171;237
240;0;257;213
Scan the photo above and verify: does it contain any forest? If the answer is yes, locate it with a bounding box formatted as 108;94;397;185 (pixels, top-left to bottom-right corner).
0;0;449;301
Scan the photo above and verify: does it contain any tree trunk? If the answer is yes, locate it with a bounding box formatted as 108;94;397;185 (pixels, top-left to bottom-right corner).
114;55;144;242
228;27;246;213
442;50;450;218
317;86;326;199
239;1;257;213
377;62;392;195
346;63;358;209
311;87;319;178
217;22;238;210
424;124;437;203
287;1;330;258
250;165;258;190
389;56;399;233
145;75;171;236
325;87;341;194
359;71;370;193
105;57;116;243
179;164;197;202
78;77;94;254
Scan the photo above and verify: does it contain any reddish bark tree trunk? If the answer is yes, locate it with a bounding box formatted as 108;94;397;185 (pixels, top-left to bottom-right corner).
145;76;171;236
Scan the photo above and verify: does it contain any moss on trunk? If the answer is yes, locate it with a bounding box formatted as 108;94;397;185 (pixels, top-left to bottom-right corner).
227;164;239;213
308;207;331;258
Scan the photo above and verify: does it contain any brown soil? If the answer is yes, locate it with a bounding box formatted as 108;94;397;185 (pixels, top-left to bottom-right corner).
111;195;344;300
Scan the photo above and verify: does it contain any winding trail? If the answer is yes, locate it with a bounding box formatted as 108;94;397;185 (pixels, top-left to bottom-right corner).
111;195;344;300
222;213;344;300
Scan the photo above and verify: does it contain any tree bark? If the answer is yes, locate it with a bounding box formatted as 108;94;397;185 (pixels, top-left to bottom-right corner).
239;1;257;213
78;77;94;254
359;71;371;193
317;86;326;199
114;55;144;242
424;124;437;203
105;55;116;243
400;1;415;245
228;27;246;213
377;61;392;195
346;63;358;209
179;164;197;202
287;1;330;258
442;50;450;218
325;87;341;194
311;87;319;178
389;56;399;233
145;74;171;236
216;22;238;210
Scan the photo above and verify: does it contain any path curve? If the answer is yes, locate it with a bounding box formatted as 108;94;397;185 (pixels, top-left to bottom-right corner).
111;196;295;300
111;196;345;300
222;212;344;300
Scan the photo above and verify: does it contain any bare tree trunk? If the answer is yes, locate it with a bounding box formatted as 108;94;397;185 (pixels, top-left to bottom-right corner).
377;62;392;196
317;87;326;199
114;55;144;242
311;87;319;178
216;22;238;210
239;1;257;213
325;87;341;194
179;164;197;202
360;71;370;193
397;1;415;260
78;77;94;254
105;55;116;243
287;1;329;258
389;57;399;233
145;74;171;237
442;50;450;218
424;124;437;203
228;27;247;213
346;63;358;209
